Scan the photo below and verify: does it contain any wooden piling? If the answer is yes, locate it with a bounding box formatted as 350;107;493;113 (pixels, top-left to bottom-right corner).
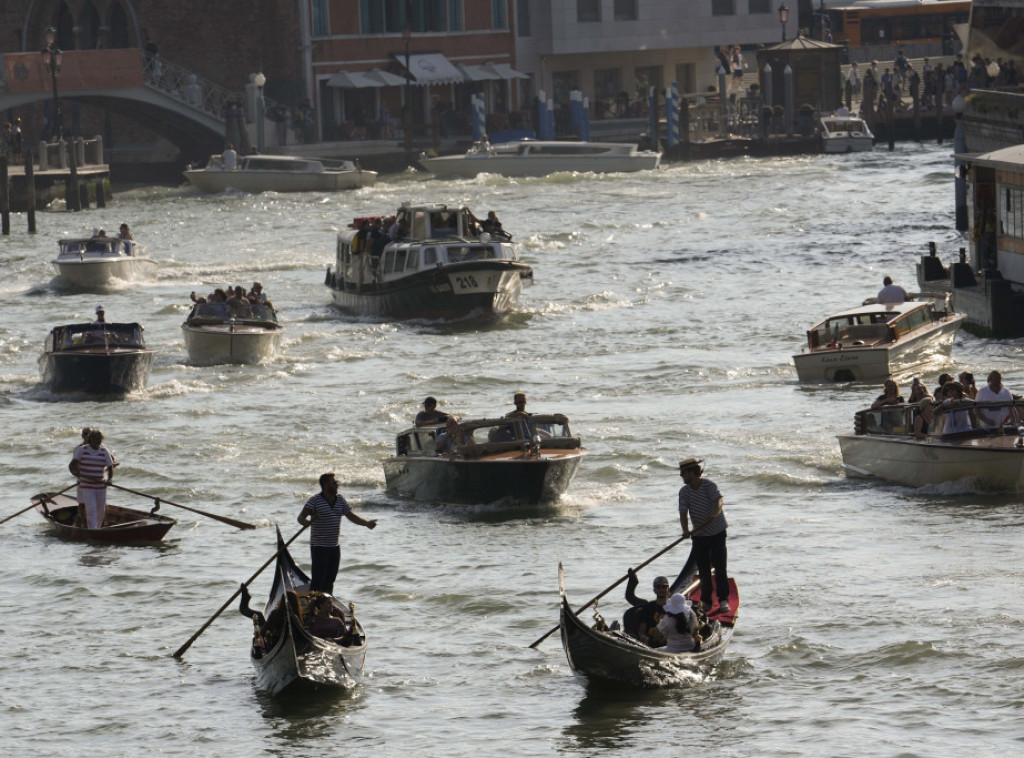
67;143;81;212
79;182;90;210
25;152;36;233
95;180;106;208
0;157;9;236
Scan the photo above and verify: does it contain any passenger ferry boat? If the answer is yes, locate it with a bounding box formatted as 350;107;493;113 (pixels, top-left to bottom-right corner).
819;114;874;153
792;298;964;382
181;301;283;365
418;138;661;178
184;154;376;194
325;203;533;319
51;235;155;288
838;398;1024;490
383;413;586;506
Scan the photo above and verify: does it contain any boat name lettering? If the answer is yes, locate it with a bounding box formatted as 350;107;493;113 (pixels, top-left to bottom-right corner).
820;354;861;364
430;283;453;293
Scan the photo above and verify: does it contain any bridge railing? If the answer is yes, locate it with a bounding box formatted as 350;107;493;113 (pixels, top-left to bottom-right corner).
36;136;105;170
142;54;234;124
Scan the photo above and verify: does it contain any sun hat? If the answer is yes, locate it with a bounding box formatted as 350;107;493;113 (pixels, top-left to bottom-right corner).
678;457;704;472
664;594;691;616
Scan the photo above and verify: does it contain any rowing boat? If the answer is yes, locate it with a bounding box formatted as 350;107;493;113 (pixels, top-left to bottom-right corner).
249;528;367;696
31;492;176;543
558;562;738;687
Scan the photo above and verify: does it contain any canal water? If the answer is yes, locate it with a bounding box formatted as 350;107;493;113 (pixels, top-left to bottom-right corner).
2;143;1022;757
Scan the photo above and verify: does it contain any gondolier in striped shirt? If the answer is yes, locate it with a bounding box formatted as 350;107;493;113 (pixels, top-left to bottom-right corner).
70;429;117;529
678;457;730;614
297;472;377;596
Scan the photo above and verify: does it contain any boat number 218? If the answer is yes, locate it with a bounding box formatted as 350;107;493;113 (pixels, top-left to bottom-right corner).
454;275;479;290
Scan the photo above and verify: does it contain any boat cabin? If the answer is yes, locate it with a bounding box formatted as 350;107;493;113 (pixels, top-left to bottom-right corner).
805;301;947;351
852;398;1024;439
45;322;146;352
58;237;134;257
186;301;278;325
395;414;580;459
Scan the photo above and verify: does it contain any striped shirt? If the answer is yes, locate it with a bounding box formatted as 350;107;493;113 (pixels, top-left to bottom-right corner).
678;478;727;537
74;445;115;491
303;493;352;547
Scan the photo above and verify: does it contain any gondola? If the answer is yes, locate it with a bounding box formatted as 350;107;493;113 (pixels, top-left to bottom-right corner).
31;492;176;543
248;528;367;696
557;562;738;688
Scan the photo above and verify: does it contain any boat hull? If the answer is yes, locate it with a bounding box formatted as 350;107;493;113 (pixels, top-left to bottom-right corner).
420;154;660;177
182;323;283;365
51;257;157;288
41;349;154;394
383;450;585;505
184;169;376;194
822;136;874;153
838;432;1024;490
793;314;964;382
329;262;529;319
31;493;175;543
253;616;367;696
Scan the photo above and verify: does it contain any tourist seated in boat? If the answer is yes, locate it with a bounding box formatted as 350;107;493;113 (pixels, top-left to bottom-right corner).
938;382;976;434
871;380;905;433
250;282;267;304
305;593;351;641
958;372;979;400
415;396;449;427
435;416;467;454
624;569;670;646
934;373;954;400
977;370;1015;428
86;230;109;252
481;211;511;242
656;593;701;653
914;397;937;439
908;377;931;404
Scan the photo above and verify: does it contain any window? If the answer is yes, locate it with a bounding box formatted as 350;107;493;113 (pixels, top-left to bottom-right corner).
578;0;600;22
614;0;638;20
449;0;464;30
712;0;735;17
424;247;438;266
635;65;663;96
748;0;771;13
675;63;696;94
312;0;329;35
595;69;622;101
517;0;531;36
493;0;508;29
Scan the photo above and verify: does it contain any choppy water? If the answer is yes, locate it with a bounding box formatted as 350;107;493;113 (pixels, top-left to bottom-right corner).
2;143;1023;757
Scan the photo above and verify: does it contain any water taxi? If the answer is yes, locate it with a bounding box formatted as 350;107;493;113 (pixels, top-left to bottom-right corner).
51;235;155;288
181;301;283;365
820;114;874;153
184;154;376;193
41;321;154;394
792;298;964;382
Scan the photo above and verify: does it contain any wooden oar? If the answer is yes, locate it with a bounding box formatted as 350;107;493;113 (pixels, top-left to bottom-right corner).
105;481;256;530
172;523;309;659
528;504;725;649
1;483;78;526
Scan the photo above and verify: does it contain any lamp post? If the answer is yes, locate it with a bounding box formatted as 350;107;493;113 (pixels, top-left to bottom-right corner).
254;72;266;153
41;26;63;141
402;24;413;152
778;3;789;42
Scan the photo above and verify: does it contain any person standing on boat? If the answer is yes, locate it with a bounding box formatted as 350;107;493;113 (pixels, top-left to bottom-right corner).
505;391;530;419
71;429;116;529
297;473;377;596
870;380;904;409
92;306;106;325
415;396;449;427
222;143;237;170
118;223;133;256
678;458;730;614
877;276;908;304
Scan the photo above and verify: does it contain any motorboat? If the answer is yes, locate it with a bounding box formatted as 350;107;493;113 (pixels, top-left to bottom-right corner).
418;138;661;177
31;492;176;543
40;321;154;394
246;529;367;696
792;297;964;382
819;114;875;153
557;562;737;688
181;300;283;366
51;235;155;288
383;413;587;506
838;398;1024;490
325;202;533;319
183;154;377;193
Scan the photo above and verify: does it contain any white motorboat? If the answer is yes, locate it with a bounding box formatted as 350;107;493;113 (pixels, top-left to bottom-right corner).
838;398;1024;490
181;301;283;366
325;202;533;319
51;235;155;288
418;138;661;178
820;114;875;153
792;298;964;382
183;154;377;193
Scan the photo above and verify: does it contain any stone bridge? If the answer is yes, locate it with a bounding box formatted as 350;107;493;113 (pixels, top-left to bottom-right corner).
0;48;241;160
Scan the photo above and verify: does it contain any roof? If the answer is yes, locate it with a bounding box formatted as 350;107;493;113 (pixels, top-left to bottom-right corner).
326;68;407;89
824;300;928;319
766;36;844;52
965;144;1024;172
395;52;464;85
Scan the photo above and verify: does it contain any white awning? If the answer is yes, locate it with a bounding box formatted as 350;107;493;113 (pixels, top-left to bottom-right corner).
398;52;464;85
457;64;501;82
326;68;407;88
482;62;528;81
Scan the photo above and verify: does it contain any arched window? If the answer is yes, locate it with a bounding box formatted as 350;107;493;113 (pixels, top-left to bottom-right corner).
55;1;75;49
79;1;102;50
109;2;131;48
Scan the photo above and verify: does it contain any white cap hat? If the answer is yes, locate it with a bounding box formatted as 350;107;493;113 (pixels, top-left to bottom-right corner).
96;305;104;313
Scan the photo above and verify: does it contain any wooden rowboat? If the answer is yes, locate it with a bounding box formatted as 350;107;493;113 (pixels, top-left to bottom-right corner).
31;492;176;543
249;528;367;696
558;562;738;688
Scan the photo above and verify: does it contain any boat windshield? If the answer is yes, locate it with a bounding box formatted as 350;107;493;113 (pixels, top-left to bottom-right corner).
59;238;126;256
53;322;145;349
188;301;278;323
471;418;572;444
808;313;895;348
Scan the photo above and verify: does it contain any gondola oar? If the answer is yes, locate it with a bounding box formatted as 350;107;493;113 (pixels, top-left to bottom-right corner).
172;522;309;659
1;483;78;526
105;481;256;530
528;504;725;649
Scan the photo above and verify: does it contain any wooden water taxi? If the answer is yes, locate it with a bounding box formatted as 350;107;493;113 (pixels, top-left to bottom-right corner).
30;492;176;543
40;321;154;394
182;301;283;366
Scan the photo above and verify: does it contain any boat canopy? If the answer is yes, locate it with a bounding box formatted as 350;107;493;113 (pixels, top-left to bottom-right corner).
187;301;278;324
395;414;579;457
47;322;146;351
807;301;940;349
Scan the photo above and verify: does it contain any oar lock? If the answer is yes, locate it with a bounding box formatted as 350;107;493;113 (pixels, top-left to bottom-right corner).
150;498;161;514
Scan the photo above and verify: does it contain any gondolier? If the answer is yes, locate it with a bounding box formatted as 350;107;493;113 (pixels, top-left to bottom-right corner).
70;429;116;529
297;472;377;595
678;457;730;615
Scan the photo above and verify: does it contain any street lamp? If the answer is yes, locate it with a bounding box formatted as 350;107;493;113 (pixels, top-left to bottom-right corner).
254;71;266;152
778;3;789;43
401;25;413;152
41;26;63;141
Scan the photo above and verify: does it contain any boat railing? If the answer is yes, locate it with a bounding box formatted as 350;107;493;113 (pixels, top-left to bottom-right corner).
853;400;1024;437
